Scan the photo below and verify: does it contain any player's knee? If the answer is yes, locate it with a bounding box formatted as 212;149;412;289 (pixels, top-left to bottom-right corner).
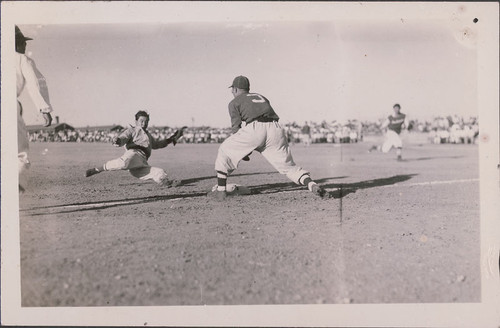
108;158;129;170
218;141;231;155
215;148;235;173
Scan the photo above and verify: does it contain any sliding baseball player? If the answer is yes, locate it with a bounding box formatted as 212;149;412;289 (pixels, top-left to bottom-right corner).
85;110;185;186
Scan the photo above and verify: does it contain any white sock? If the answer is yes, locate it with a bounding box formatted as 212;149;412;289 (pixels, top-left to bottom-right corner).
307;181;317;191
299;174;311;185
217;186;226;192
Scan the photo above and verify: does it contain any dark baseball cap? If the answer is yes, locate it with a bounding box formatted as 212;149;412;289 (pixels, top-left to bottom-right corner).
229;75;250;89
15;26;33;41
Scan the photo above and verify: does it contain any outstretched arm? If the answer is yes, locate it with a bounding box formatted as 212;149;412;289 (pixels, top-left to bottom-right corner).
379;118;390;131
402;116;408;130
152;127;187;149
152;138;170;149
20;56;52;114
112;129;132;147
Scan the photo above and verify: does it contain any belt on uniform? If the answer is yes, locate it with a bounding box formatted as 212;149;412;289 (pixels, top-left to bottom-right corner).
127;146;150;159
250;117;279;123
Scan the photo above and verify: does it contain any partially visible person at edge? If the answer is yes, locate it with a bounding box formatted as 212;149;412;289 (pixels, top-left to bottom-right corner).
208;75;329;200
16;25;54;193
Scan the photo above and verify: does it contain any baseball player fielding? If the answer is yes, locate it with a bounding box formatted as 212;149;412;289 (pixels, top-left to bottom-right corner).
207;75;329;200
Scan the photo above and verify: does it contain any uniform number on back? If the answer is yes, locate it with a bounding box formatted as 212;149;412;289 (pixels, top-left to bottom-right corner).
247;93;266;103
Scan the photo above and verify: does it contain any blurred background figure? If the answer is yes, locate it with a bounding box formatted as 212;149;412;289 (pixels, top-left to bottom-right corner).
301;121;311;146
369;103;407;161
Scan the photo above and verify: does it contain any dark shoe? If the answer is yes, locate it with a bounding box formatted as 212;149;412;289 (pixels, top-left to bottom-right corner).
42;112;52;127
170;179;182;187
330;187;355;199
207;190;227;200
311;184;326;198
242;151;252;161
397;155;403;161
162;179;182;187
85;168;99;177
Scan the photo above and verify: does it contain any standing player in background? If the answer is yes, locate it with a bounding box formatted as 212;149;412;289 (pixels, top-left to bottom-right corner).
16;26;54;193
301;121;312;146
208;75;328;200
369;103;407;161
85;110;183;187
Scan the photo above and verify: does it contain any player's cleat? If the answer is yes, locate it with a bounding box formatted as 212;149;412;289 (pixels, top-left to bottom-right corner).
85;168;100;177
207;190;227;200
397;155;403;161
311;184;327;198
241;151;252;161
162;179;182;188
42;112;52;127
170;179;182;187
330;188;342;199
368;145;378;153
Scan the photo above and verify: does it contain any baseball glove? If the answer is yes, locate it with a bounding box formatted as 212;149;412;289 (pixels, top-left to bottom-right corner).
242;151;252;161
167;126;187;146
111;136;122;147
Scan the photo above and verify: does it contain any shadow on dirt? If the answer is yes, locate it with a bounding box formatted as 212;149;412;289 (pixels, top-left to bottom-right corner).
322;174;418;198
249;176;349;198
21;192;208;216
22;174;417;216
250;174;417;199
405;155;464;162
179;171;278;186
116;171;278;187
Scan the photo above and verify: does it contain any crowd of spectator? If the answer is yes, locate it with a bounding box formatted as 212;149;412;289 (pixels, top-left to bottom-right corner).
28;115;478;145
285;120;363;144
30;128;118;143
407;115;479;144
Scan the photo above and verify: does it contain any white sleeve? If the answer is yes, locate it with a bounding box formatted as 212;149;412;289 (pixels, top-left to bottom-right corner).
20;55;52;113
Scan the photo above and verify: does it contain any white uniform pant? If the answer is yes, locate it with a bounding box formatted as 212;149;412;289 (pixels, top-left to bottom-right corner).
215;121;309;184
104;149;168;184
382;130;403;153
18;102;30;190
301;133;311;146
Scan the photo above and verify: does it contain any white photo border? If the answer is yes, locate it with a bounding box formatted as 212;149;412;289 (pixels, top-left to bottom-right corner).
1;1;499;327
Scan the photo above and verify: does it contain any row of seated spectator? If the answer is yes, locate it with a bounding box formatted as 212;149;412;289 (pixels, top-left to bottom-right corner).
27;115;478;145
425;116;479;144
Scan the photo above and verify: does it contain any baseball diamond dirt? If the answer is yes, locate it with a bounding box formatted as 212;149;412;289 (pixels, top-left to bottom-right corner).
19;138;480;306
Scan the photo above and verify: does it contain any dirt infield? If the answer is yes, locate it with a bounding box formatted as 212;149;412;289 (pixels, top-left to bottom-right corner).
19;140;480;306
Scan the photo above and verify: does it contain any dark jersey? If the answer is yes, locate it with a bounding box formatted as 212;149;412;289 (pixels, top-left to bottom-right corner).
387;112;406;134
301;125;311;134
228;92;280;133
